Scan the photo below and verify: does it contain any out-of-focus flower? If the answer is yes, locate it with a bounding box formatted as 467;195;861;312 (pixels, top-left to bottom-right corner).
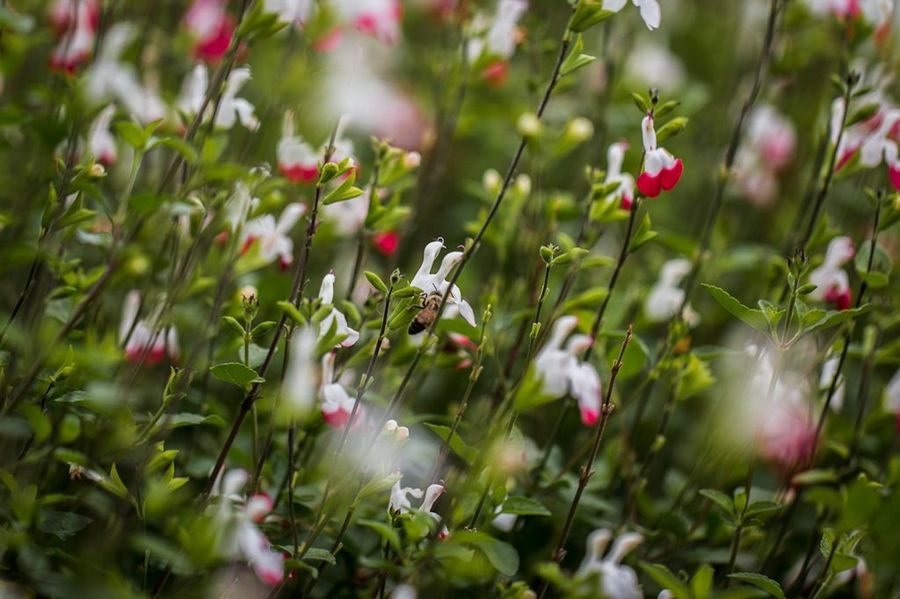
119;290;179;364
264;0;313;26
577;529;644;599
410;244;477;329
373;231;400;256
87;104;117;165
819;354;846;412
391;584;418;599
624;41;685;90
212;469;284;586
320;351;358;427
277;111;319;183
179;65;259;131
283;326;318;418
322;184;368;236
223;182;259;234
317;271;360;347
185;0;235;61
241;203;306;269
389;479;445;526
466;0;528;85
734;104;797;207
644;258;699;326
604;0;662;31
84;24;166;123
333;0;403;44
637;114;684;198
803;0;893;30
49;0;98;73
605;141;636;210
884;368;900;432
534;316;602;425
808;236;855;311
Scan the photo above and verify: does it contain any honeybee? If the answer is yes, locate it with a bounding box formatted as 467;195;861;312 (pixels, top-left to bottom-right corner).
409;292;443;334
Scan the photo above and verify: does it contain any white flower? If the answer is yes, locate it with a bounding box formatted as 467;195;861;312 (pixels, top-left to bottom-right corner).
808;236;855;310
283;326;318;418
389;479;445;523
212;469;284;586
83;24;166;123
884;368;900;426
534;316;602;425
391;584;417;599
644;258;699;325
119;290;179;364
223;182;259;234
277;111;319;183
264;0;313;25
178;65;258;131
241;204;306;269
637;114;684;198
605;141;636;210
87;105;117;166
317;271;360;347
178;64;209;118
578;529;644;599
624;41;686;90
604;0;661;31
467;0;528;61
320;351;358;427
410;240;477;329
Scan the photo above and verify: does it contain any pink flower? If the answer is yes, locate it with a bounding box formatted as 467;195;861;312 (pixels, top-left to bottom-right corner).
636;114;683;198
320;352;359;427
277;111;319;183
184;0;235;62
808;236;855;311
49;0;98;73
757;396;817;469
333;0;403;44
241;204;306;269
119;291;179;365
534;317;602;426
372;231;400;256
734;105;797;207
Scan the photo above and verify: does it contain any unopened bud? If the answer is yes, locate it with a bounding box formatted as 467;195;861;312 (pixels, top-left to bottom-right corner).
516;112;541;138
483;169;502;194
566;117;594;143
403;151;421;169
89;163;106;178
515;174;532;196
239;285;258;304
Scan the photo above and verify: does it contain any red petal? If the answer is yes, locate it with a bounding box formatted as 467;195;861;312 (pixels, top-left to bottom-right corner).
660;159;683;191
637;172;661;198
889;164;900;192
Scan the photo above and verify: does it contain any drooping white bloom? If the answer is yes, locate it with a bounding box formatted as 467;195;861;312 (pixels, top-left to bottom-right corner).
282;326;318;418
83;24;166;123
466;0;528;61
119;290;179;365
577;529;644;599
604;0;662;30
277;111;319;183
389;479;445;525
409;240;476;329
808;236;855;310
534;316;602;425
644;258;699;325
317;271;360;347
605;141;636;210
212;469;284;586
87;104;117;165
637;114;684;198
240;203;305;269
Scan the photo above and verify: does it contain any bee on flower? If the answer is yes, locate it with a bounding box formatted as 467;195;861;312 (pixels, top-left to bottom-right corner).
410;239;477;331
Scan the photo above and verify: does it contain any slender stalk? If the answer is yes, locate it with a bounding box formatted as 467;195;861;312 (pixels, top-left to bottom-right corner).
537;326;633;599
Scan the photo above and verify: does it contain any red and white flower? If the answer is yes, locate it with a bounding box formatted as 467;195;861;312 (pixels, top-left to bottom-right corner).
320;351;358;427
466;0;528;86
87;104;117;166
241;203;306;269
49;0;99;73
605;141;635;210
534;316;602;426
184;0;235;62
119;290;179;365
604;0;662;31
808;236;855;311
178;65;258;131
734;104;797;207
410;241;476;329
277;111;318;183
333;0;403;44
264;0;314;26
636;114;684;198
283;326;318;418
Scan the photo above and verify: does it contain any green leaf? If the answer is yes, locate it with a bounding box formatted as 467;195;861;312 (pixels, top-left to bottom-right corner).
569;1;614;32
150;137;198;163
700;488;735;517
727;573;785;599
323;174;364;205
359;472;402;501
37;510;93;539
639;563;691;599
56;208;97;230
170;413;225;428
702;284;769;332
364;271;389;294
222;316;245;336
114;120;150;149
691;564;714;599
303;548;336;565
630;211;657;252
424;424;478;464
854;241;892;289
455;531;519;576
656;117;689;144
803;305;869;336
744;500;781;519
277;300;306;325
359;519;401;551
500;496;551;517
560;35;596;77
19;404;51;443
210;362;262;386
792;468;839;486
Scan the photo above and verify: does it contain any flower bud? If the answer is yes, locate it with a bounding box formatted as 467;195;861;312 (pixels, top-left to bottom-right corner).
515;174;532;196
89;163;106;178
482;169;502;194
565;117;594;143
239;285;258;304
516;112;541;138
403;151;421;169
